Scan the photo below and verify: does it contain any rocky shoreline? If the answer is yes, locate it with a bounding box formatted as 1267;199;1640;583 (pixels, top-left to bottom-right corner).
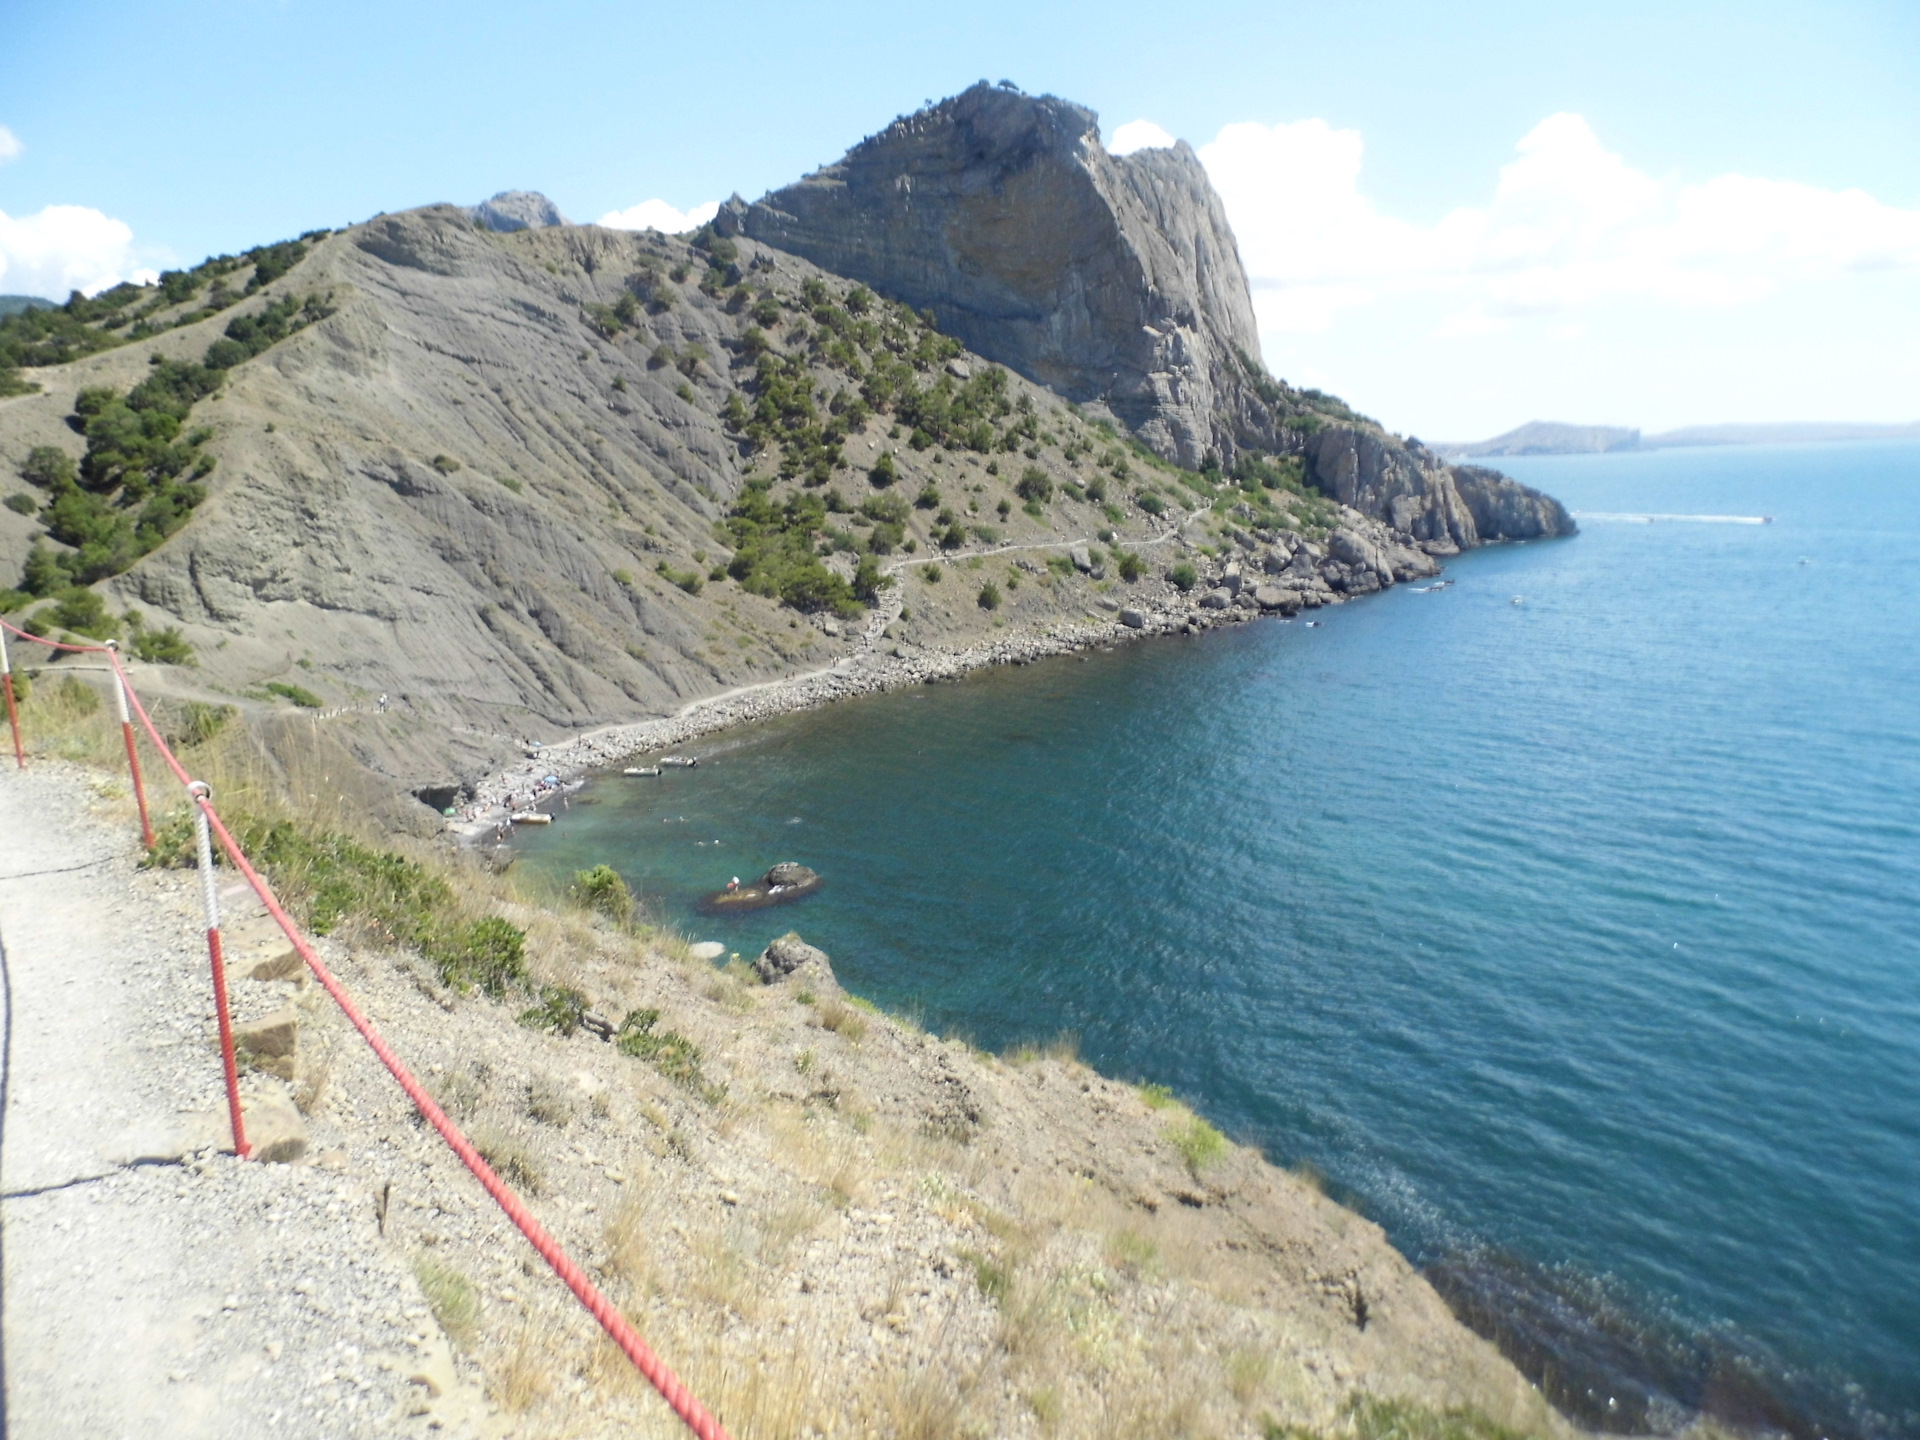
453;506;1486;844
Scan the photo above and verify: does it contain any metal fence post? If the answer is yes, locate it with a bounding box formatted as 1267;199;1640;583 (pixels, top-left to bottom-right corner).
1;626;21;770
105;643;154;848
189;781;250;1158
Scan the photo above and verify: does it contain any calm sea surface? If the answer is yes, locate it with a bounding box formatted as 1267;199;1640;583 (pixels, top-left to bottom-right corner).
517;441;1920;1438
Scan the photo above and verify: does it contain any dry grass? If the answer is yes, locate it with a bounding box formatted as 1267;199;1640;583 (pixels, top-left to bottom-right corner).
495;1320;555;1414
817;996;867;1042
470;1124;544;1194
524;1075;575;1127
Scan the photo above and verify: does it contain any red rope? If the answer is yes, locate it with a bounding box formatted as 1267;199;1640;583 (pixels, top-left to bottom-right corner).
0;616;112;654
87;645;732;1440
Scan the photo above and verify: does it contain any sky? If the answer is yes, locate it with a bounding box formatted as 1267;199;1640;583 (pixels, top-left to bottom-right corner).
3;0;1915;439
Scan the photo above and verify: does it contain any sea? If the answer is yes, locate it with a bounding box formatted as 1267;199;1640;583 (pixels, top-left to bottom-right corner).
514;440;1920;1439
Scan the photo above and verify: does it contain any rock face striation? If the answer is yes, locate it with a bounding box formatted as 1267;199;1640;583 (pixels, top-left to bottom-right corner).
733;82;1571;547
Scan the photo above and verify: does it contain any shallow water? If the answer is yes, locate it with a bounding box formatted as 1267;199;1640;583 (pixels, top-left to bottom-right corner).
517;440;1920;1438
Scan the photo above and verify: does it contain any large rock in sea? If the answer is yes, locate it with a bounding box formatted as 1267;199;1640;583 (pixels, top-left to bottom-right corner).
728;81;1574;544
763;862;821;893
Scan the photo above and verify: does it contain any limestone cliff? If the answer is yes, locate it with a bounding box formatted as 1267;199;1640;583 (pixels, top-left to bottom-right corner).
731;83;1256;470
734;82;1571;547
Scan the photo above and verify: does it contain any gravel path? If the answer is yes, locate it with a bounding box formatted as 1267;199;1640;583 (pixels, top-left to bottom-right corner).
0;763;490;1439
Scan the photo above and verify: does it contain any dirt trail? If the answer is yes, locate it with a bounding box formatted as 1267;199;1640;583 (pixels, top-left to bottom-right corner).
0;764;486;1439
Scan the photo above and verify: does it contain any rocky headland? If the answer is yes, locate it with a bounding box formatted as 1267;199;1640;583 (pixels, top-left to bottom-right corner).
2;83;1570;829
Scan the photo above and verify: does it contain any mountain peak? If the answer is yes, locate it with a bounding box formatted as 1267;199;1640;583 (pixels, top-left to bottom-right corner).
469;190;570;233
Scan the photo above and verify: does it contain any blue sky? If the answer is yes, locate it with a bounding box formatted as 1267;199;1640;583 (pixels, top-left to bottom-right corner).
4;0;1916;437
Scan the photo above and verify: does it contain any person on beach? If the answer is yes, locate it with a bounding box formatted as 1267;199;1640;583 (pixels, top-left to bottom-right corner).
727;876;740;894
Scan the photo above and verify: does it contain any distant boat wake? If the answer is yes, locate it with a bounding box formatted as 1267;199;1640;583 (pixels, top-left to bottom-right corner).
1571;511;1773;525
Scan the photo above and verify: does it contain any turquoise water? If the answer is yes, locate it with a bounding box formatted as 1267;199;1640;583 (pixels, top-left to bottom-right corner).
517;441;1920;1438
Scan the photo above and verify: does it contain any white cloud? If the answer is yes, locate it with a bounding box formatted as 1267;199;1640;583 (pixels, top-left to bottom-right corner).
1198;112;1920;337
0;204;148;299
1108;119;1176;156
597;199;720;234
0;126;22;165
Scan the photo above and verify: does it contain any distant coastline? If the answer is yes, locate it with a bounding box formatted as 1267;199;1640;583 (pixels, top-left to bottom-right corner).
1437;418;1920;459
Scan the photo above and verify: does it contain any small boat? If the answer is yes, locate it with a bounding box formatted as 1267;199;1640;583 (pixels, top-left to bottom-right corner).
660;755;699;768
511;812;553;825
623;766;662;777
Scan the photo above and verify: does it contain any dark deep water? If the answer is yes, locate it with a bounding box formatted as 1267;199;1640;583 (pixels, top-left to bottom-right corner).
518;441;1920;1438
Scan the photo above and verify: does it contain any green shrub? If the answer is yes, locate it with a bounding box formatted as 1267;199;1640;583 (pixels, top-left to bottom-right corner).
519;985;591;1037
231;817;449;937
131;624;194;664
430;454;461;473
616;1008;714;1095
655;560;704;595
869;451;898;487
723;484;860;616
569;863;635;925
1115;549;1144;582
47;587;116;638
977;581;1001;610
921;563;942;583
1015;467;1052;503
1167;1113;1227;1174
433;915;528;998
1137;491;1166;516
265;680;323;708
4;493;36;516
171;700;234;748
1169;561;1198;592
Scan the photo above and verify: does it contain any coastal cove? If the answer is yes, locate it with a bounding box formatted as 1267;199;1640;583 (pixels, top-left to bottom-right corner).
514;441;1920;1439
